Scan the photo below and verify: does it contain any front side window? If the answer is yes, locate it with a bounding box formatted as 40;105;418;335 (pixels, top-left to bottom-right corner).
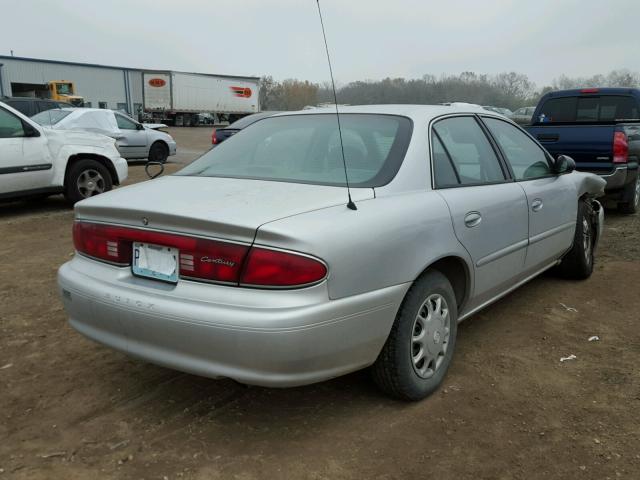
177;114;412;187
0;108;25;138
483;117;551;180
56;83;72;95
116;113;138;130
432;116;505;186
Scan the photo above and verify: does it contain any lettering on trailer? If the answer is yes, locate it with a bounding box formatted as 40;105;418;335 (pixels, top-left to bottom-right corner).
231;86;252;98
148;78;167;87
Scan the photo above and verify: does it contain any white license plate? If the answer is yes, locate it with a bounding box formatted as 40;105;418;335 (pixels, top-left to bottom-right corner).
132;242;179;283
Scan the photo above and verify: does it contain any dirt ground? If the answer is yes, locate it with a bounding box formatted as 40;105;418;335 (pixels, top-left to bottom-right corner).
1;127;639;480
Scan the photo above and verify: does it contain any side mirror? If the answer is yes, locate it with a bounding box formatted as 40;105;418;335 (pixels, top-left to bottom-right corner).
136;123;145;130
554;154;576;174
22;121;41;138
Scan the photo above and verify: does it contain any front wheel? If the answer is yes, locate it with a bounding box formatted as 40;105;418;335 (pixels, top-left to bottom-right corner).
148;142;169;164
556;200;595;279
64;159;113;204
372;270;458;401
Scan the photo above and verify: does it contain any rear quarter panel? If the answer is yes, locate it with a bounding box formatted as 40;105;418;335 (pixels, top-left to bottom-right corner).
255;191;473;302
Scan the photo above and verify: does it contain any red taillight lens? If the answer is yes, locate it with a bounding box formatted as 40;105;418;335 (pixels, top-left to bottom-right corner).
613;131;629;163
240;247;327;287
73;222;249;283
211;128;217;144
73;222;328;288
580;88;599;94
73;222;132;264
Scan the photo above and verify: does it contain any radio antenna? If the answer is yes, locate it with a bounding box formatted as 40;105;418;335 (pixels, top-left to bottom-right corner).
315;0;357;210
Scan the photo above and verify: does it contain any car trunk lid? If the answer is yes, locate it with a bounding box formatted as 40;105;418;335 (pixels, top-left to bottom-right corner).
74;175;374;243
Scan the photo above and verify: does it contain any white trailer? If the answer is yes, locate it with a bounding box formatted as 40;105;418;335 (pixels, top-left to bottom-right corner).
142;71;260;126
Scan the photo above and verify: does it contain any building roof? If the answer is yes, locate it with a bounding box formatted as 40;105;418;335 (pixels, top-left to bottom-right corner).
0;55;261;81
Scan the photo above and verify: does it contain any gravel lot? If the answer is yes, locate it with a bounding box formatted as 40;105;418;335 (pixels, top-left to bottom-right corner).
1;127;639;479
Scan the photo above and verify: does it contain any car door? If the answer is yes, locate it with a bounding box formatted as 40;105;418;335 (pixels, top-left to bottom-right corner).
114;112;148;159
431;115;529;310
0;105;53;195
481;116;577;274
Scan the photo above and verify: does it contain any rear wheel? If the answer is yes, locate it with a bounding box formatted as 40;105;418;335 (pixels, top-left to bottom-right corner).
148;141;169;164
617;175;639;214
556;200;595;279
372;270;458;401
64;159;112;204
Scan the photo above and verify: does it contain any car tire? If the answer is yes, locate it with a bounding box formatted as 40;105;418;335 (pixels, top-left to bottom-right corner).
617;175;639;214
372;270;458;401
64;159;113;204
148;141;169;164
556;199;595;279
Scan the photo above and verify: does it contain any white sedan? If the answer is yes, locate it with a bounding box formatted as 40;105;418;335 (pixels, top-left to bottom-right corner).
32;108;177;163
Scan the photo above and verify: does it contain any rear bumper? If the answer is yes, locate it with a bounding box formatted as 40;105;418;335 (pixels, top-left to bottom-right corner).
600;163;638;195
57;255;408;387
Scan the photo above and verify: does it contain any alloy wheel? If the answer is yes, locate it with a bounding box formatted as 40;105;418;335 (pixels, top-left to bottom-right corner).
77;169;106;198
411;293;450;379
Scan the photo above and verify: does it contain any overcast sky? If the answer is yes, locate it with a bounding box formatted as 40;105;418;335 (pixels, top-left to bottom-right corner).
0;0;637;87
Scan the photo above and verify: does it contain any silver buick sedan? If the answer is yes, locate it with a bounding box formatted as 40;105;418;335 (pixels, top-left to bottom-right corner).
57;105;605;400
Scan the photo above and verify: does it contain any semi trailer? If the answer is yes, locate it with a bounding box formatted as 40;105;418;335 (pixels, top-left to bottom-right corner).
141;71;260;126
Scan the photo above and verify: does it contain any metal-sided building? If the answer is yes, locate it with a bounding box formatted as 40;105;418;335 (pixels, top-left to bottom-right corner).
0;55;144;113
0;55;260;124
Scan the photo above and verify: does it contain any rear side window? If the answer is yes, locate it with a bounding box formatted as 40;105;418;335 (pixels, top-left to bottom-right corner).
116;113;138;130
432;116;506;186
483;118;551;180
432;134;459;187
538;95;639;123
0;107;25;138
31;109;72;126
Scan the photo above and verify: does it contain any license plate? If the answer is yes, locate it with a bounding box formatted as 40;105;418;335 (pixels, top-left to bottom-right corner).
132;242;179;283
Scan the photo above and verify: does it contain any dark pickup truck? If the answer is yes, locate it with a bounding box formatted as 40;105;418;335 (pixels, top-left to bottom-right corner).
525;88;640;213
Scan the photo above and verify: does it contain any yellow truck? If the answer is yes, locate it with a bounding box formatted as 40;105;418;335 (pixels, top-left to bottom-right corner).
48;80;84;106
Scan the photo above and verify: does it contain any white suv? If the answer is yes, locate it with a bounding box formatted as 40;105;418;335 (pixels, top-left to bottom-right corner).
0;101;127;203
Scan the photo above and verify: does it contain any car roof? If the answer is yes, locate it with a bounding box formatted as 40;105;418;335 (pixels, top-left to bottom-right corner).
271;104;490;122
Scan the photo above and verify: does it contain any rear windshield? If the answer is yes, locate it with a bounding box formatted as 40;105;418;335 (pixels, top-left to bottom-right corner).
536;95;640;123
227;112;277;130
177;114;413;187
31;109;72;126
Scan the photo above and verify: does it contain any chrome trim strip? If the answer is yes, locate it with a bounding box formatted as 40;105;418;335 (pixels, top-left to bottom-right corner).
476;239;528;267
529;221;575;246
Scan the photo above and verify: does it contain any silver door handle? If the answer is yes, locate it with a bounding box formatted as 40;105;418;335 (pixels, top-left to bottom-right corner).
531;199;543;212
464;211;482;228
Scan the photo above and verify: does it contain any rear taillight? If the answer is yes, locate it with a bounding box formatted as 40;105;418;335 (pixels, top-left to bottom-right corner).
240;247;327;287
211;128;217;144
73;222;132;265
73;222;249;283
580;88;599;94
613;131;629;163
72;222;327;288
